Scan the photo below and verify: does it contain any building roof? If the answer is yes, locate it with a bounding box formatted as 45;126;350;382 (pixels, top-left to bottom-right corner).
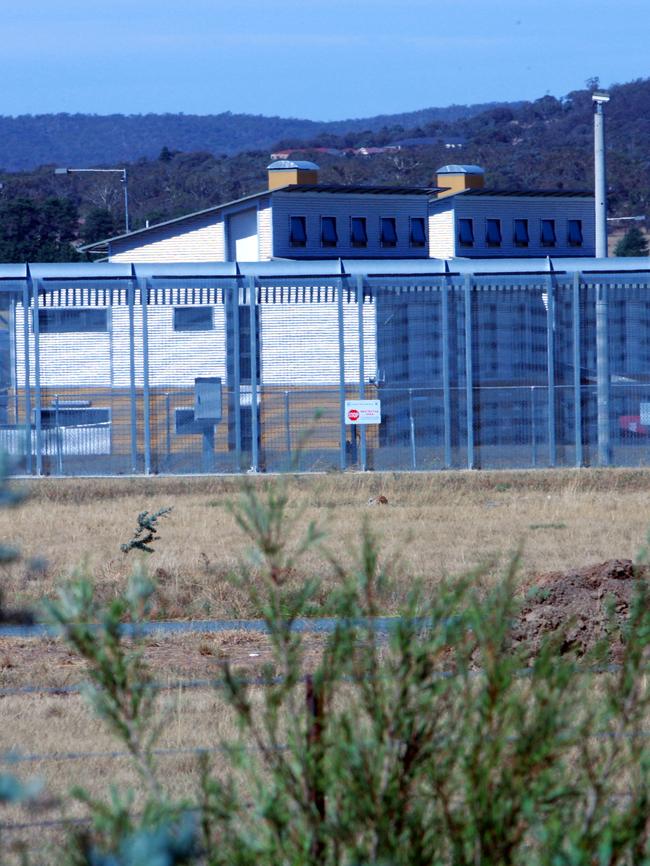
267;159;320;170
279;184;439;195
458;188;593;197
436;164;485;175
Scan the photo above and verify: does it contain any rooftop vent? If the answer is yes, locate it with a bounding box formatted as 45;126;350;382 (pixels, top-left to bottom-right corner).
435;164;485;198
267;160;320;190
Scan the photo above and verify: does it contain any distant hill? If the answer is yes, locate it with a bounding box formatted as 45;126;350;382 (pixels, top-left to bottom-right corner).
0;102;518;172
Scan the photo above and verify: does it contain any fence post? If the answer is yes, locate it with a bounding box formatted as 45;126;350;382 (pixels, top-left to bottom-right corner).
232;283;242;471
284;390;292;456
128;277;138;473
409;387;417;469
9;297;18;429
31;276;43;476
441;275;452;469
356;274;367;471
546;271;557;467
463;275;474;470
530;386;537;468
248;276;259;473
22;277;32;474
596;279;611;466
305;674;326;862
572;271;583;467
139;277;152;475
54;394;63;475
337;278;347;471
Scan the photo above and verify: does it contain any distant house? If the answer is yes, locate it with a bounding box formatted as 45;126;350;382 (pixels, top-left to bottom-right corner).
83;161;595;263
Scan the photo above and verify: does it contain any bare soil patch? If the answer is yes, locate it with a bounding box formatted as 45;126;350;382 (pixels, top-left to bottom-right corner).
514;559;649;659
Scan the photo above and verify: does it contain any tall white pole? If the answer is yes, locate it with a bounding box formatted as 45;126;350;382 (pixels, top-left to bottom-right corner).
593;92;609;258
593;91;610;465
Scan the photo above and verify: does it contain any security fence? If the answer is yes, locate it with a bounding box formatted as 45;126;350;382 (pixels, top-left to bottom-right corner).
1;258;650;475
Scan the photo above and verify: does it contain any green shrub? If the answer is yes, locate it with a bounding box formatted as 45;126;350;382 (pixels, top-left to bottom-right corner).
47;478;650;864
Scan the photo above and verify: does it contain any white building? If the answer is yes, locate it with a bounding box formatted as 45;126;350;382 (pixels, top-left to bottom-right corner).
84;162;595;263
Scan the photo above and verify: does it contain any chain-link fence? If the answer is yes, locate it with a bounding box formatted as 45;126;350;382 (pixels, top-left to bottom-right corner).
2;260;650;475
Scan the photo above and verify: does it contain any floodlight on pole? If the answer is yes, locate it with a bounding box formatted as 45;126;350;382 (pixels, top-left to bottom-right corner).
54;167;130;233
592;89;611;467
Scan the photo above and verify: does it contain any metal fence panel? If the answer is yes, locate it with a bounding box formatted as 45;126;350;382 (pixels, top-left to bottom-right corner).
6;263;650;475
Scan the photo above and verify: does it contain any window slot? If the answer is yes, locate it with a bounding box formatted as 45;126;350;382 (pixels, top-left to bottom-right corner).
321;216;338;247
173;306;214;332
289;216;307;247
513;219;529;247
381;217;397;247
567;219;583;246
350;217;368;247
541;219;557;246
458;218;474;246
409;217;426;247
485;219;502;247
37;308;108;333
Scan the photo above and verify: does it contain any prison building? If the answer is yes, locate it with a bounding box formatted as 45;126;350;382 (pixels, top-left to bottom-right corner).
83;162;595;264
428;181;595;259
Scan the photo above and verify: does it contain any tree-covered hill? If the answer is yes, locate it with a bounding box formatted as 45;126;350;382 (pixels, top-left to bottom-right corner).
0;101;513;173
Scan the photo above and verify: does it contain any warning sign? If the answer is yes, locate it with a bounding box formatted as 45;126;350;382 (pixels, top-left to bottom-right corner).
345;400;381;425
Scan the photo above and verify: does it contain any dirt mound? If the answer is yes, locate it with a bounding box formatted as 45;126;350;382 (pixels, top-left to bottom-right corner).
513;559;649;659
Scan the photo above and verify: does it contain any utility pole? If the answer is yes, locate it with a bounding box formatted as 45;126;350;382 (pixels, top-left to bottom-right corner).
593;90;611;465
593;91;610;258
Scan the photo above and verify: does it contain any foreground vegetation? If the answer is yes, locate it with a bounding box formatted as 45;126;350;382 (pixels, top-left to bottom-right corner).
2;471;650;862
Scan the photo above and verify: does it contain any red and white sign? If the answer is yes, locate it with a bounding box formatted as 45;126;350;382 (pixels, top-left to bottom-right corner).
345;400;381;425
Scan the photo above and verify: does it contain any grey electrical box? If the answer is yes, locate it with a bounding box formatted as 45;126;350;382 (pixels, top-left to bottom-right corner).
194;377;222;421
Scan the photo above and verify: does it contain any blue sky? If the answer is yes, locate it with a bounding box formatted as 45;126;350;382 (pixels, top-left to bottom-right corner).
2;0;648;119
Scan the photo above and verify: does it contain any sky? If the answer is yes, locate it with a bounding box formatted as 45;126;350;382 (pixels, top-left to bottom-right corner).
1;0;649;120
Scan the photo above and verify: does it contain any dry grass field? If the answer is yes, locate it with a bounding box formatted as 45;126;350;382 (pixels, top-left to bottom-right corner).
2;468;650;859
1;468;650;619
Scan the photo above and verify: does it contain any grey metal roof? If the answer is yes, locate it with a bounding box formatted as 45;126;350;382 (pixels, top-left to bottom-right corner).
2;257;650;283
458;188;593;198
437;164;485;174
279;184;439;195
267;160;320;171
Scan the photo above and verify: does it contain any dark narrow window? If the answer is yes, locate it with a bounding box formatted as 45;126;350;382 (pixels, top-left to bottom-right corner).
513;219;529;247
37;308;108;333
485;218;502;247
289;216;307;247
173;306;213;332
541;219;557;246
321;216;338;247
350;217;368;247
238;305;260;382
380;217;397;247
409;217;427;247
458;218;474;246
567;219;583;246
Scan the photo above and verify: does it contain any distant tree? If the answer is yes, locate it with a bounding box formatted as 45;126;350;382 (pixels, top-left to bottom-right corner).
0;196;80;262
158;146;173;162
614;226;649;257
82;208;117;244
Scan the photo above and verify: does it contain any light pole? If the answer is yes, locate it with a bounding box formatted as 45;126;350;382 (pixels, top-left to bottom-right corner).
54;167;130;233
592;90;610;258
592;90;611;465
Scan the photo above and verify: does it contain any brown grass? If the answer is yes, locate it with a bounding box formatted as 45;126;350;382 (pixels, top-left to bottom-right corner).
1;468;649;619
